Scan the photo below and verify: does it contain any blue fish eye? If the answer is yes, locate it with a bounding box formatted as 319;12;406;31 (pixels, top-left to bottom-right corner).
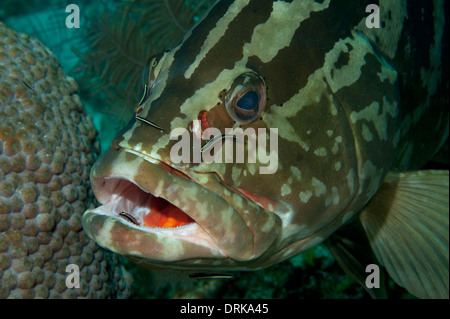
225;72;266;124
236;90;259;110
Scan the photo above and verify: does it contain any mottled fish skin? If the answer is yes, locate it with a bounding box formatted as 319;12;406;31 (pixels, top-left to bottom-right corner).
83;0;448;270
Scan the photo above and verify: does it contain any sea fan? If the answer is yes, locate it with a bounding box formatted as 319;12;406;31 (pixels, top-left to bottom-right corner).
75;0;214;140
3;4;90;73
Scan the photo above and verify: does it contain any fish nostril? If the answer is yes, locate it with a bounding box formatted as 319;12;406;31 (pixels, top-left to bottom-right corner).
198;110;210;130
189;110;211;139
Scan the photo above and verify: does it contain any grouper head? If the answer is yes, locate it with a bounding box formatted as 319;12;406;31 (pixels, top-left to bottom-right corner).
82;0;402;270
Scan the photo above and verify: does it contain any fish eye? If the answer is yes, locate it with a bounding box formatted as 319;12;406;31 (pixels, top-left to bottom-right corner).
136;50;170;111
224;72;266;124
236;90;259;110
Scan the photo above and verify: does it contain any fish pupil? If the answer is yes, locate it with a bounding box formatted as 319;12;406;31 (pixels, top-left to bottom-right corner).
236;90;259;110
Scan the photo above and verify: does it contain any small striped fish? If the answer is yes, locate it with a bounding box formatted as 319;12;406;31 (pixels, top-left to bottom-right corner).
83;0;449;298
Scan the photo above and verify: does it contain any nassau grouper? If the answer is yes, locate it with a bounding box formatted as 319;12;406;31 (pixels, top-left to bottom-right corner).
82;0;449;298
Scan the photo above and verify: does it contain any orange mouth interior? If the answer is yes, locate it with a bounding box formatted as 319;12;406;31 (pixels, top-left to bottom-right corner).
143;196;194;228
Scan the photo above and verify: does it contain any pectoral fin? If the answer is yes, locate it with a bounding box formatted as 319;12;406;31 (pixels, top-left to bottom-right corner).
359;170;449;299
326;220;388;298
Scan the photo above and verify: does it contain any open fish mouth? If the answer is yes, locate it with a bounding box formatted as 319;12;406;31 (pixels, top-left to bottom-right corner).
82;149;228;264
82;149;280;269
95;177;196;229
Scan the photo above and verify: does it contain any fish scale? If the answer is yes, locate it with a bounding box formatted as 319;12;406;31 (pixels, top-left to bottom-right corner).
83;0;449;298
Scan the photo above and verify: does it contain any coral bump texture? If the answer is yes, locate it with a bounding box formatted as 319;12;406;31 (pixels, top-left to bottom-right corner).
0;22;132;298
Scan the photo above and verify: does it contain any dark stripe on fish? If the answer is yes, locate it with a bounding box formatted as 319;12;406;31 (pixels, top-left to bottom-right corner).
174;0;274;84
248;0;376;107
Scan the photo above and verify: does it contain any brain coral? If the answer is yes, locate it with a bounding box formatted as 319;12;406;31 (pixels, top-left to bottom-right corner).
0;22;132;298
